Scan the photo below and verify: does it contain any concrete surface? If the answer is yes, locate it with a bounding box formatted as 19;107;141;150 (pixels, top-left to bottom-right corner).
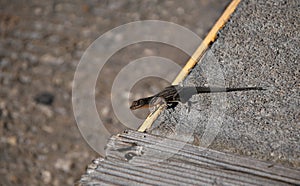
150;0;299;168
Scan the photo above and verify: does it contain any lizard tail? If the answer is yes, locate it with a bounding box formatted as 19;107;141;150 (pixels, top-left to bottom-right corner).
195;86;265;93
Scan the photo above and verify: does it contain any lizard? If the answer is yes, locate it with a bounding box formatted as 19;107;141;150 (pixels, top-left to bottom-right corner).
130;85;264;110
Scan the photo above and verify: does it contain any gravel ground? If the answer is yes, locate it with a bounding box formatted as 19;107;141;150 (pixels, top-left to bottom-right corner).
151;0;299;168
0;0;230;185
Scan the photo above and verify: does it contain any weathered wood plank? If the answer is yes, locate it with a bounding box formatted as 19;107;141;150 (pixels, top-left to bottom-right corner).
78;130;300;186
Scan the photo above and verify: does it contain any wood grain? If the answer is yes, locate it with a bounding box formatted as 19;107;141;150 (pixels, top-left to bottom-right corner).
78;130;300;186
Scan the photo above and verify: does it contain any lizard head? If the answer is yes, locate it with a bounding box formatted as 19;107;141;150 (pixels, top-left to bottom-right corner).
130;98;149;110
130;96;165;110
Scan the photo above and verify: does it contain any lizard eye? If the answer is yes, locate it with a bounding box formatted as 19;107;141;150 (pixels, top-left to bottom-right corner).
136;100;143;105
137;100;144;105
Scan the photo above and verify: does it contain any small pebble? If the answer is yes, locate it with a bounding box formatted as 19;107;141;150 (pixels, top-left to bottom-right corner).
19;75;31;84
34;92;54;105
42;125;54;133
38;105;54;118
40;54;64;65
54;158;73;172
7;136;17;146
41;170;52;184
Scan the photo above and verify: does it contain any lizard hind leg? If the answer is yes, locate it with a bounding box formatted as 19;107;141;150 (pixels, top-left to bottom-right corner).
186;100;197;113
180;100;197;113
167;102;179;110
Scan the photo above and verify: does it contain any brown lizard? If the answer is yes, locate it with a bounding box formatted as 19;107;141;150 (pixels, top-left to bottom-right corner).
130;85;264;110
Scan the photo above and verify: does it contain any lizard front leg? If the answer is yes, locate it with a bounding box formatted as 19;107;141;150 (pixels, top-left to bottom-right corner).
148;96;168;115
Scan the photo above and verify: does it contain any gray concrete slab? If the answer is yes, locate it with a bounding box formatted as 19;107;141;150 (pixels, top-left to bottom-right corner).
150;0;299;168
